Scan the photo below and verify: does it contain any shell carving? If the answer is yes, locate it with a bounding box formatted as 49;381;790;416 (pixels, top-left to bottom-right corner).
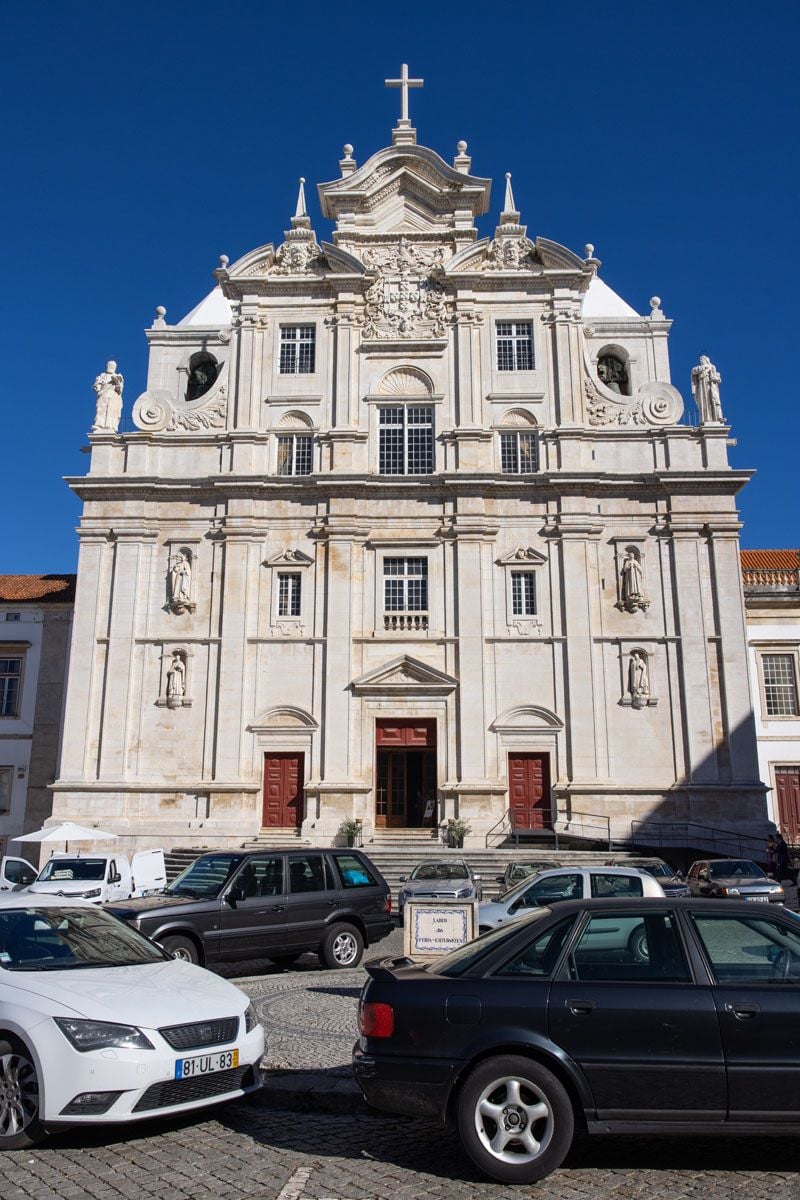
377;366;434;396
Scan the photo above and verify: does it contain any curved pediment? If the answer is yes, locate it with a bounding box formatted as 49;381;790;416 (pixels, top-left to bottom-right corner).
490;705;564;733
351;654;458;695
249;705;318;731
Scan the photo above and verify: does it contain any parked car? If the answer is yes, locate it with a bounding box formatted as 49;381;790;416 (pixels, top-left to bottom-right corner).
495;861;561;896
687;858;784;904
607;859;690;897
397;859;481;922
107;848;392;970
26;849;166;904
355;896;800;1183
477;866;665;932
0;893;264;1149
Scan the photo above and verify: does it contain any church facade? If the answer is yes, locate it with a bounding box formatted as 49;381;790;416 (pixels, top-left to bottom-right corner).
53;75;767;851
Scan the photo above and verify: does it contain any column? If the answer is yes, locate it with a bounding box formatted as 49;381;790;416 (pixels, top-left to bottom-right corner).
669;525;719;783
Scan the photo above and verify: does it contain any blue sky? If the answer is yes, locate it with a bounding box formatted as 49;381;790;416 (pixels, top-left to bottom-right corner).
2;1;797;571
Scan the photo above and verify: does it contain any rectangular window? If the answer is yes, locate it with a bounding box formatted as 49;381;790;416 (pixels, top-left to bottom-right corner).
278;574;302;617
379;406;434;475
496;321;534;371
511;572;536;616
0;658;21;717
0;766;11;814
279;325;316;375
277;434;313;476
384;558;428;612
762;654;799;717
500;431;538;473
4;613;20;622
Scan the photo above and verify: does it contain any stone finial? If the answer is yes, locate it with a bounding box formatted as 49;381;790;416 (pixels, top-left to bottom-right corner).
291;177;311;231
649;296;664;318
453;139;471;173
219;254;229;268
584;244;595;259
504;172;516;214
339;144;356;176
152;305;167;328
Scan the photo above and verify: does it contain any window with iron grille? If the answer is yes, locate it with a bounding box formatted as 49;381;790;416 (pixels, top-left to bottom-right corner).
500;431;538;473
384;558;428;612
278;574;302;618
378;406;434;475
762;654;799;717
496;321;534;371
511;572;536;616
277;434;313;476
279;326;316;375
0;658;21;717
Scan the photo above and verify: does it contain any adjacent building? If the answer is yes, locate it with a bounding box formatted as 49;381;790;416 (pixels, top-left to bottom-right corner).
51;73;767;853
0;575;75;853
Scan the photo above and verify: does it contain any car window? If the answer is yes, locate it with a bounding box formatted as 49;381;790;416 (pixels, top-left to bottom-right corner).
0;906;167;970
511;872;583;911
38;858;107;882
688;863;703;879
231;856;284;900
690;914;800;983
4;861;37;885
167;853;242;898
568;912;690;983
495;917;577;978
289;854;328;894
590;873;644;898
707;861;763;879
430;910;551;977
333;854;376;889
411;863;469;880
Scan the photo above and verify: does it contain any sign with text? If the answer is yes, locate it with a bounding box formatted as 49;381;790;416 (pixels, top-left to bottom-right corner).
403;900;478;960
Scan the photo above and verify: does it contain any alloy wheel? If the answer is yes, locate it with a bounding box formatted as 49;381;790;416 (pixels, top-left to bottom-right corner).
473;1074;554;1165
0;1051;39;1141
331;931;358;966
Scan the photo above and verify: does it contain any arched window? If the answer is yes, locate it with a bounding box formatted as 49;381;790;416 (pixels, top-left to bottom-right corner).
597;352;629;396
185;353;219;403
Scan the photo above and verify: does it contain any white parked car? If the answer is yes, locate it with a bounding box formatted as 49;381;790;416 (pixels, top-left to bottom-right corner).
0;894;264;1148
477;866;666;932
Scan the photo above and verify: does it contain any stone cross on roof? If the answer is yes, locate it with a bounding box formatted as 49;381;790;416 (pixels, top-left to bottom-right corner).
385;63;423;124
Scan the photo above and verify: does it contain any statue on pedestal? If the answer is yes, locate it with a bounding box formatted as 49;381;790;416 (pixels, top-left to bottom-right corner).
166;653;186;707
691;355;723;424
168;552;192;611
91;361;124;433
620;549;648;612
628;650;650;709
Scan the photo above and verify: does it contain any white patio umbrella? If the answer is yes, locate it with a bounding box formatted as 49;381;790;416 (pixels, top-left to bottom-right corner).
11;823;119;853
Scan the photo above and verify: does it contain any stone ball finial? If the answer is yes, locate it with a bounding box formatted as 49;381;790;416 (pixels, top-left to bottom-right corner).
155;306;166;319
584;244;595;259
650;296;661;310
343;144;354;158
299;176;305;185
219;254;229;268
457;140;468;154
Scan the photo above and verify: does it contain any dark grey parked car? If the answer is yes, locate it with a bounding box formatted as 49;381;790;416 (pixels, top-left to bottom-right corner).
106;848;393;969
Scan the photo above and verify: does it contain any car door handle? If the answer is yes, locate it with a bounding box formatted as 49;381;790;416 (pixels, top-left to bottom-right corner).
326;899;338;907
269;905;286;913
725;1002;760;1019
567;999;595;1015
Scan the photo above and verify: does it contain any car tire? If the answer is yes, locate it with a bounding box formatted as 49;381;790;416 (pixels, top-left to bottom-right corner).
318;923;364;970
267;953;301;967
0;1038;46;1150
160;935;199;964
457;1054;574;1184
627;925;649;963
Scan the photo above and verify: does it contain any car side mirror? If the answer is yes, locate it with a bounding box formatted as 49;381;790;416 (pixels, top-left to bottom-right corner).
110;872;122;884
399;876;407;883
225;886;242;906
495;875;504;884
473;874;481;882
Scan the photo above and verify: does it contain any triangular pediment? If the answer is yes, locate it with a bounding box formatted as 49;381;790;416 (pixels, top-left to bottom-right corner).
496;547;548;566
351;654;458;695
263;549;314;568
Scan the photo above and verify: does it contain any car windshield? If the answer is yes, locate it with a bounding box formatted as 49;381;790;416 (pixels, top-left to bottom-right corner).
509;865;541;881
410;863;469;881
165;854;242;897
0;906;167;971
36;859;106;882
429;910;551;977
641;863;674;878
708;860;763;878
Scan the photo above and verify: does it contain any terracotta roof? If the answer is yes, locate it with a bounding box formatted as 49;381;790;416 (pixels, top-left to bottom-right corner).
741;550;800;571
0;575;77;604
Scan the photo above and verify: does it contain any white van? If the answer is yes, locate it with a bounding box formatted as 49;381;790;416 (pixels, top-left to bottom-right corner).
24;849;166;903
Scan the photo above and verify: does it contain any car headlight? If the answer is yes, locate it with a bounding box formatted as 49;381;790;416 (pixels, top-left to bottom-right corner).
81;888;102;899
771;886;785;896
244;1003;260;1033
54;1018;154;1052
722;887;740;896
455;887;472;898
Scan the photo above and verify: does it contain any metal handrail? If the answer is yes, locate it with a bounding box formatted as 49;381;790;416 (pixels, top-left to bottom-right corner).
629;819;767;859
485;806;612;851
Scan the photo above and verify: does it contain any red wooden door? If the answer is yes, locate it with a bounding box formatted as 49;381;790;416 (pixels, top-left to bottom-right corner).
262;753;303;828
776;768;800;844
508;754;551;831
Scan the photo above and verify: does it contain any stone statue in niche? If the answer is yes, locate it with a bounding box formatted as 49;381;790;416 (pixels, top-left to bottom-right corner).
91;361;124;433
597;354;629;396
628;650;650;709
168;551;194;613
620;548;648;612
185;355;218;403
691;355;723;424
166;653;186;707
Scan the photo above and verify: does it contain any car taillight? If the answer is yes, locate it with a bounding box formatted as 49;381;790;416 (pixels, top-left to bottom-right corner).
384;895;392;913
359;1001;394;1038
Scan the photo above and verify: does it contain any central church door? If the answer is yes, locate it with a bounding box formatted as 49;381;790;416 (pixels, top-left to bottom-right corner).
262;753;303;828
508;753;551;830
375;720;436;828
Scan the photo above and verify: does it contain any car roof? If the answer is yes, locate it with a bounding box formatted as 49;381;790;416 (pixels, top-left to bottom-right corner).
532;865;652;879
512;896;788;918
0;892;93;909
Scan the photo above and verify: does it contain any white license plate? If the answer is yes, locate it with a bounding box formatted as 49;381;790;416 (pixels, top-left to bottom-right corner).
744;896;770;903
175;1048;239;1079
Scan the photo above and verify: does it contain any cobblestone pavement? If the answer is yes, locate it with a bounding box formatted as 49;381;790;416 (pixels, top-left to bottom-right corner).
5;925;800;1198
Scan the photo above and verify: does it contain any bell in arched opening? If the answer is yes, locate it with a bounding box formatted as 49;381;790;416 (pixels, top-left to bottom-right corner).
185;352;219;403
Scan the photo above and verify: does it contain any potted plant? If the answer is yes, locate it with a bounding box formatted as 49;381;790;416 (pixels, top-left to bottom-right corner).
338;817;361;848
445;818;472;849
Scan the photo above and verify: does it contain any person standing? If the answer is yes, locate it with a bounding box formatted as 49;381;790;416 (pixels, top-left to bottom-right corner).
767;834;777;878
775;833;791;882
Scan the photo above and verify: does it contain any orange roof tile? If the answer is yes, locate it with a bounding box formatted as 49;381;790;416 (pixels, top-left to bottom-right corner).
0;575;77;603
741;550;800;571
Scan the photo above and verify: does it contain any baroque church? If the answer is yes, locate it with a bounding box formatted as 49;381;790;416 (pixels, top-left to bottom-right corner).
52;69;767;851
